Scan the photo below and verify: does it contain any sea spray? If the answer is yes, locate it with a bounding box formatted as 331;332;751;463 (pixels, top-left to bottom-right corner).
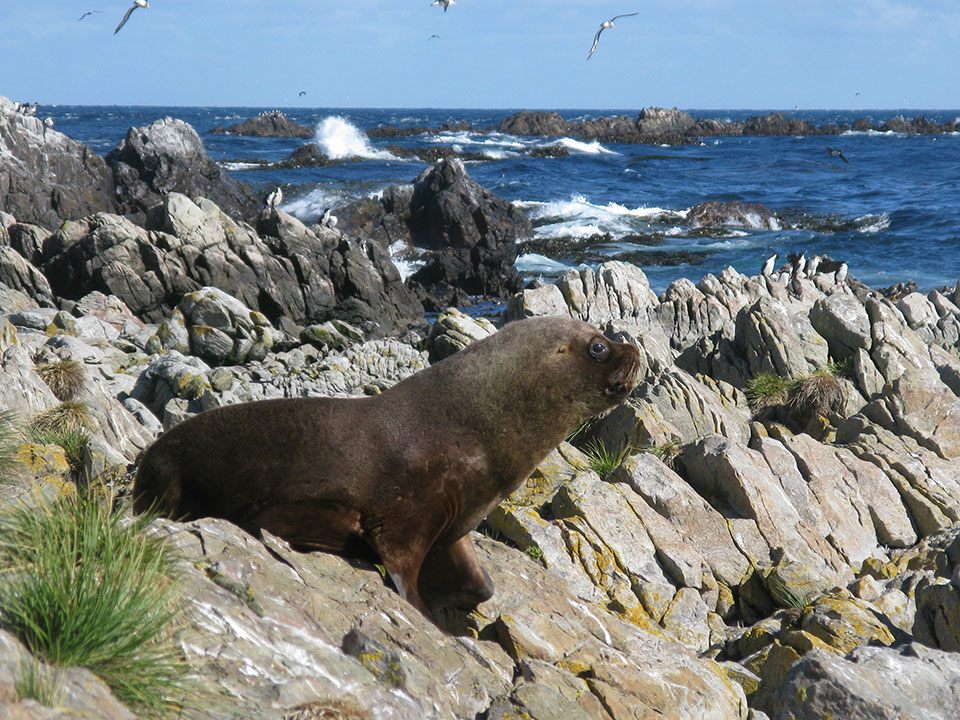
313;116;399;160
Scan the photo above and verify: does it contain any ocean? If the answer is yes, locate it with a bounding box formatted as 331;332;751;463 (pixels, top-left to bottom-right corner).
44;105;960;294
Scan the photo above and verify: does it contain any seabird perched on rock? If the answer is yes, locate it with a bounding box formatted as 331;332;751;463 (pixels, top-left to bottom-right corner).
786;251;806;277
320;207;338;229
761;253;778;277
114;0;148;35
835;262;848;285
806;255;821;276
44;117;54;129
79;10;101;21
23;103;38;116
823;147;850;164
588;12;639;60
431;0;455;11
266;187;283;209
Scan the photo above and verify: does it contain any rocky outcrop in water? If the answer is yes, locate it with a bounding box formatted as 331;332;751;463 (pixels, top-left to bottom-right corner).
107;116;261;223
339;158;531;308
207;110;314;138
0;96;116;230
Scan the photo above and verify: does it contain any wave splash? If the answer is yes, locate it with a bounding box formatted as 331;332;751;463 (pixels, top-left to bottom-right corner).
313;116;398;160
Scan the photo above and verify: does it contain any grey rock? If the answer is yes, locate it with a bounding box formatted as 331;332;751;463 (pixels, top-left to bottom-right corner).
0;96;116;229
774;644;960;720
107;116;259;223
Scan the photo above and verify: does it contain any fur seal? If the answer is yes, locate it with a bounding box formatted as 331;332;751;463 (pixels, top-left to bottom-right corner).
133;316;641;619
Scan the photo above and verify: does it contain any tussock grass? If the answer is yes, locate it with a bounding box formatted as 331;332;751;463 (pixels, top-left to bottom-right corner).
638;439;682;469
0;407;21;483
29;402;93;476
29;401;90;435
788;371;844;418
15;657;63;707
0;492;192;718
581;439;633;478
744;372;796;410
35;359;85;402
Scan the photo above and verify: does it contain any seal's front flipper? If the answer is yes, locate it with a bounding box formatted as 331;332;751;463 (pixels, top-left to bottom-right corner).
418;534;494;609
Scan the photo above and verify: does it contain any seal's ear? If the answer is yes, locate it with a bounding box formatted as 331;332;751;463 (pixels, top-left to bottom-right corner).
556;343;570;354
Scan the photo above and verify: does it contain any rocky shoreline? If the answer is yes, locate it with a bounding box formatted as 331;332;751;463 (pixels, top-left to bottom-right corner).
207;106;960;148
3;95;960;719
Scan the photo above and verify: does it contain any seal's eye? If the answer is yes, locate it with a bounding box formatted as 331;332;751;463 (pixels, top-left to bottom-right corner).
589;340;610;361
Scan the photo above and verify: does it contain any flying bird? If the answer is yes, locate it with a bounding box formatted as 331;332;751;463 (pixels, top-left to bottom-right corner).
114;0;148;35
78;10;101;21
428;34;441;40
587;12;639;60
298;91;307;97
823;147;850;164
431;0;455;11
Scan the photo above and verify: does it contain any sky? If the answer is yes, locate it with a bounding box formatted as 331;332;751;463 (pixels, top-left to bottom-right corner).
2;1;957;109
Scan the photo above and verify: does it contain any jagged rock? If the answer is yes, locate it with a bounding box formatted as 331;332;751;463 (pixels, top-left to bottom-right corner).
809;292;871;358
636;107;696;136
207;111;314;138
340;159;531;305
40;196;421;338
774;644;960;720
687;201;782;230
425;307;495;361
107;116;260;223
0;246;54;307
0;96;116;230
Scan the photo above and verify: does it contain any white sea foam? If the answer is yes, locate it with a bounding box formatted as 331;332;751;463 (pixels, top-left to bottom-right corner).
220;161;262;171
431;130;528;149
388;240;425;281
855;212;890;233
550;137;619;155
515;253;574;274
481;149;520;160
282;186;349;222
313;116;399;160
517;195;683;241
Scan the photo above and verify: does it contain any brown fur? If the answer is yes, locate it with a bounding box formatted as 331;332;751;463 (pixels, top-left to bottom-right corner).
133;316;641;619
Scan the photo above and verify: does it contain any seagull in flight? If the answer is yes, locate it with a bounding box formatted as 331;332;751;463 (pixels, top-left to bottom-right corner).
78;10;101;21
823;147;850;164
298;91;307;97
114;0;148;35
588;12;639;60
431;0;455;11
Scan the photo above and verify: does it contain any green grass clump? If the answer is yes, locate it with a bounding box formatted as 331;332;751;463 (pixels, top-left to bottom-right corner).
581;439;633;478
523;545;544;561
0;492;191;718
29;402;93;477
822;357;853;379
744;372;796;410
35;359;85;401
15;657;63;707
638;439;682;469
0;407;21;483
29;401;91;435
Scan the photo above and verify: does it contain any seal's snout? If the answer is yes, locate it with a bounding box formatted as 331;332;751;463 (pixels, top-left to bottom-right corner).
605;341;642;397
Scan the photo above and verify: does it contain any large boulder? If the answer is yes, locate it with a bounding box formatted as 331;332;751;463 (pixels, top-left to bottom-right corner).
0;96;116;229
635;107;696;136
341;159;531;307
107;116;260;223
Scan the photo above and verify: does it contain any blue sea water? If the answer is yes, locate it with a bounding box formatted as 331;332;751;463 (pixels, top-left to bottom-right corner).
43;105;960;294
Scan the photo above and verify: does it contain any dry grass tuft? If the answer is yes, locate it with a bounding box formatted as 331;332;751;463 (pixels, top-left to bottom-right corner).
35;359;85;401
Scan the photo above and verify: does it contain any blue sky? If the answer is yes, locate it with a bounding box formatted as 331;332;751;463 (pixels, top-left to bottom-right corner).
3;1;957;109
